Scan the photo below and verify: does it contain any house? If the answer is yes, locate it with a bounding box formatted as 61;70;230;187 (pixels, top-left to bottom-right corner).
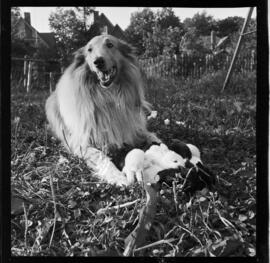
87;10;127;41
13;12;57;55
14;10;126;51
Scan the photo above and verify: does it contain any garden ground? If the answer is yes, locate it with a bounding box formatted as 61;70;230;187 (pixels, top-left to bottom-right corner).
11;70;256;257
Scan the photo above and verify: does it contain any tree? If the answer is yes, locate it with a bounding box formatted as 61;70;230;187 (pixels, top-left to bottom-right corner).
49;7;95;65
162;26;184;56
155;8;181;30
179;28;209;56
242;17;256;51
223;17;256;55
142;24;164;58
152;8;184;56
183;11;217;36
216;16;244;37
143;25;184;58
74;7;96;31
126;8;185;57
125;8;155;55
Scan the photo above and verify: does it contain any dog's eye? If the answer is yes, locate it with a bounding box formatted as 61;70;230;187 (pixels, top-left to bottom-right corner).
107;42;113;48
174;160;178;163
88;47;92;52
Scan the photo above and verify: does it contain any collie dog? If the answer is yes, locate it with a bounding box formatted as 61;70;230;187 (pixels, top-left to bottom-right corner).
45;35;161;186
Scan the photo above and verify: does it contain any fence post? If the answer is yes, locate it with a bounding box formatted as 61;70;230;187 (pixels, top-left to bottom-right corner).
26;61;32;93
181;53;184;78
49;72;53;93
153;57;156;77
23;55;28;89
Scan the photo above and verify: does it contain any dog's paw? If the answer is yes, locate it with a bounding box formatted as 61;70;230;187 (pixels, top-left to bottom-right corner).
107;170;129;187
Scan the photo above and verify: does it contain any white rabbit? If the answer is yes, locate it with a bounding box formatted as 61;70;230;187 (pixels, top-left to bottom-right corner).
122;149;145;185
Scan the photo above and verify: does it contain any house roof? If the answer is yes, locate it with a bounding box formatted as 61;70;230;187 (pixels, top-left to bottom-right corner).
16;11;126;50
39;33;56;49
95;12;126;40
99;13;114;32
15;17;56;50
111;24;127;41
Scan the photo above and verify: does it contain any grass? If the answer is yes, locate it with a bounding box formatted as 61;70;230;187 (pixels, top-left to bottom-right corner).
11;70;256;257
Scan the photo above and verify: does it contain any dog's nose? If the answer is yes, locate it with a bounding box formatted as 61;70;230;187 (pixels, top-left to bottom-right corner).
94;57;105;70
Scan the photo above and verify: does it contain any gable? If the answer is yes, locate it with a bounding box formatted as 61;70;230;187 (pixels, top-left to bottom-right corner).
98;13;114;33
13;16;55;49
111;24;127;41
90;11;126;40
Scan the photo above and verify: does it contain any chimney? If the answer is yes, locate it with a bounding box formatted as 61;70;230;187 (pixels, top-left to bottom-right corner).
24;12;31;25
24;12;32;39
93;10;99;23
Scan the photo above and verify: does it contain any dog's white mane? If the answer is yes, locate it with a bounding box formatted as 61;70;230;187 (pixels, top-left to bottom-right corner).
46;35;160;186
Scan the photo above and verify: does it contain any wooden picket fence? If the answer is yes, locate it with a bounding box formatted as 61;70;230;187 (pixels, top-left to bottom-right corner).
139;50;256;80
11;56;62;93
11;50;256;92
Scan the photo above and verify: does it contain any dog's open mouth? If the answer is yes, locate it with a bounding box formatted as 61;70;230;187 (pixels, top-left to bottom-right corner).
96;66;117;88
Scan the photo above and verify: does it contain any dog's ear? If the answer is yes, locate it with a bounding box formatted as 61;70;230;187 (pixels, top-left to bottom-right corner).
73;47;85;68
118;39;137;58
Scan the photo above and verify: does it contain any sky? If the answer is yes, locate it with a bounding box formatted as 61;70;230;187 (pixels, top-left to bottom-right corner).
19;7;257;33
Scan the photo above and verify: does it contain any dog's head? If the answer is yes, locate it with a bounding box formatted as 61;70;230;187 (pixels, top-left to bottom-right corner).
75;34;136;89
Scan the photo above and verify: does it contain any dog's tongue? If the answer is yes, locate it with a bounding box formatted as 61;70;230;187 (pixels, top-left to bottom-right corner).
98;71;110;82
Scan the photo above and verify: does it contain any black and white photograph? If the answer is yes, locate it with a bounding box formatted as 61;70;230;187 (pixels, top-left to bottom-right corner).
7;5;265;258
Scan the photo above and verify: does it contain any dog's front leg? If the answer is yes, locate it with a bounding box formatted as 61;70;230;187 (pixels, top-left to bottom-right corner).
82;147;129;186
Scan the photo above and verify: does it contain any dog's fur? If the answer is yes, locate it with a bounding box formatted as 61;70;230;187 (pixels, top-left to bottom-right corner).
46;35;161;186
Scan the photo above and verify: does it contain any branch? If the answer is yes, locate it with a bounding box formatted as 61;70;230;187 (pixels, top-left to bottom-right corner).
96;199;140;215
49;172;57;248
134;238;177;252
23;202;28;248
123;181;160;256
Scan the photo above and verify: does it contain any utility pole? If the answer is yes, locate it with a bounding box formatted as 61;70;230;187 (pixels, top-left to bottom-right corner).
221;7;254;92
